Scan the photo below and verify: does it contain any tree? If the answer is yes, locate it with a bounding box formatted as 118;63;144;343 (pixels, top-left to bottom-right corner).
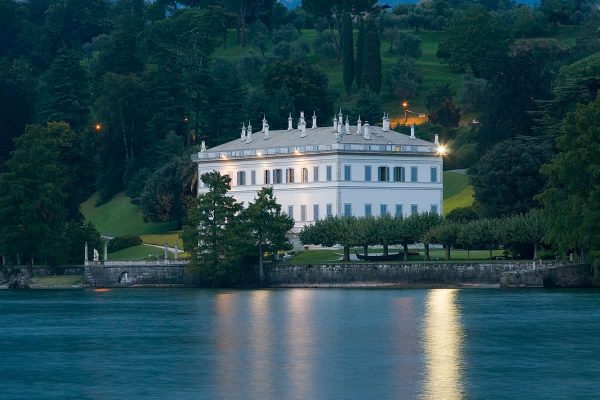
0;125;66;278
140;159;186;226
263;60;333;121
389;32;422;57
242;187;294;283
429;220;460;260
342;12;354;94
469;137;553;217
355;17;365;88
416;212;443;260
38;49;90;132
182;171;246;286
360;17;382;94
352;87;382;125
395;215;420;261
425;84;461;128
537;96;600;264
437;6;512;76
388;57;422;100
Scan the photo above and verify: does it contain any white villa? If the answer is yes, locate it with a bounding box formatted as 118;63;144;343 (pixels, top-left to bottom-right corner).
192;111;444;231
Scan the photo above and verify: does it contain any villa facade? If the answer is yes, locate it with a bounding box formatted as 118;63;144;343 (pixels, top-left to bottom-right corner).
192;111;444;231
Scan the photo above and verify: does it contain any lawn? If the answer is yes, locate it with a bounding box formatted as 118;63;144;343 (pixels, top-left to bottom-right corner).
81;192;177;237
108;244;167;261
140;232;183;247
284;249;342;264
31;275;83;287
443;170;474;214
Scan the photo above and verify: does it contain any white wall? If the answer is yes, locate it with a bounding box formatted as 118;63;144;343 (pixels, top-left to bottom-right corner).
196;151;443;230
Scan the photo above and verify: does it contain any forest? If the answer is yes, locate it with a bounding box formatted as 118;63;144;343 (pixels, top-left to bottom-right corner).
0;0;598;269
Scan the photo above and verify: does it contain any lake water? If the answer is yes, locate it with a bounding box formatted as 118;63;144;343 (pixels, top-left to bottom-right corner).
1;288;598;399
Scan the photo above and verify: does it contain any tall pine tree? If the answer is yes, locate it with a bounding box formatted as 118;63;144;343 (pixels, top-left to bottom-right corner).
360;17;382;94
342;12;354;94
355;17;365;88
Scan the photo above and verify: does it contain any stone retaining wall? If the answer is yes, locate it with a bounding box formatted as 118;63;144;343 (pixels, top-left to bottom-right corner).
500;264;600;288
85;262;191;288
265;262;537;286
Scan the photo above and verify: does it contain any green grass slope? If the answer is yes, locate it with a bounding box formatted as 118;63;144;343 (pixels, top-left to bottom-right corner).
81;192;177;237
443;170;474;215
108;244;166;261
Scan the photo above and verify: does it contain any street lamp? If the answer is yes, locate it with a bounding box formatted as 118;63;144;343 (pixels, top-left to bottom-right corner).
436;144;448;156
94;123;102;132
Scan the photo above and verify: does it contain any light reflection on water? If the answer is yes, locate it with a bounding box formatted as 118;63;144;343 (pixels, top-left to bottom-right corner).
1;289;599;400
422;289;464;400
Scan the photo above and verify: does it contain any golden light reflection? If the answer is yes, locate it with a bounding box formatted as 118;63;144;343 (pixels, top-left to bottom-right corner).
249;290;273;397
286;289;314;398
423;289;464;400
215;292;237;395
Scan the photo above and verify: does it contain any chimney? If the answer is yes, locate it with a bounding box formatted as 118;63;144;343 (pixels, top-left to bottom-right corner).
434;134;439;145
288;113;293;130
356;116;362;135
364;122;371;140
312;111;317;129
410;124;416;139
264;122;270;140
333;116;338;132
345;115;350;135
201;140;207;152
300;122;306;138
338;109;343;126
240;122;246;141
262;115;267;132
246;121;252;143
382;113;390;132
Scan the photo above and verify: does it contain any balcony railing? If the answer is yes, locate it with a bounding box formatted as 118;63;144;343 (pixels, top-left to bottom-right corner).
192;143;436;161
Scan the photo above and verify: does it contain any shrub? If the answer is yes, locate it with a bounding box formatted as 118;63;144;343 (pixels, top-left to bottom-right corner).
109;235;142;253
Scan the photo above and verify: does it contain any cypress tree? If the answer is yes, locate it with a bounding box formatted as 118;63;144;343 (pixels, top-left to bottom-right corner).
355;17;365;88
342;12;354;94
361;17;382;94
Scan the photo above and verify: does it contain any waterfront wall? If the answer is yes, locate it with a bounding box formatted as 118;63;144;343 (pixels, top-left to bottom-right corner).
500;264;600;288
85;262;191;288
264;262;538;286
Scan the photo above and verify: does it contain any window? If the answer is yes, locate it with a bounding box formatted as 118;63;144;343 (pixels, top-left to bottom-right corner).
251;170;256;185
365;204;372;217
300;205;307;222
411;166;418;182
364;165;372;181
344;165;351;181
344;203;352;217
394;167;405;182
378;166;390;182
313;166;319;182
430;167;438;183
395;204;403;218
380;204;388;216
301;168;309;183
288;205;294;218
236;171;246;186
431;204;438;215
273;169;283;184
326;203;333;217
411;204;418;215
326;165;333;181
313;204;319;220
264;170;271;185
286;168;295;183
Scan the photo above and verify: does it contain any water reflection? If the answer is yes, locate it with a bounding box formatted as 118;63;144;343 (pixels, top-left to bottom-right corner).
423;289;464;400
249;290;273;398
286;289;314;399
214;292;238;397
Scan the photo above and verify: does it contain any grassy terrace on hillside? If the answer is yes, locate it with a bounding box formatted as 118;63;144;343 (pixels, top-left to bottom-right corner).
81;192;177;237
108;244;167;261
214;26;582;118
443;170;474;214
